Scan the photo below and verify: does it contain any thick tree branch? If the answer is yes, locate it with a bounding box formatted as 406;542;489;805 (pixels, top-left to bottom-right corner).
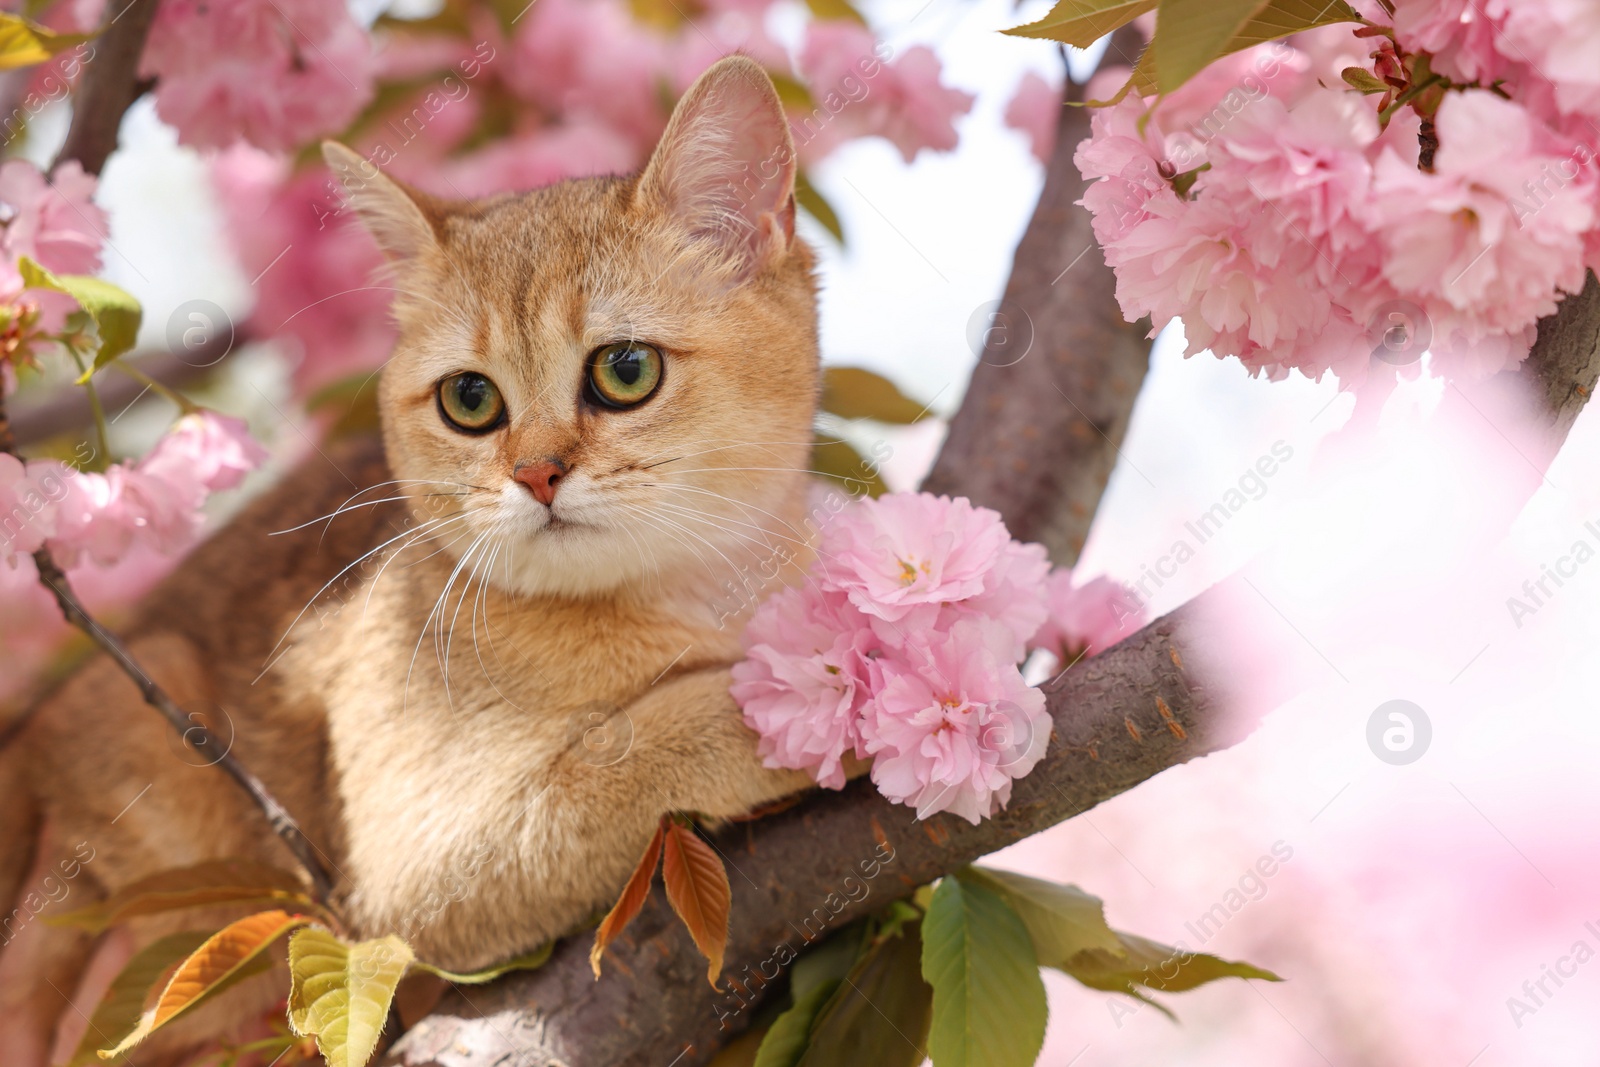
921;28;1151;567
53;0;161;176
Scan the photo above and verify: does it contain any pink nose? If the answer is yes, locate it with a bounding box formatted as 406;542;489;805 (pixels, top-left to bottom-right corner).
514;459;566;506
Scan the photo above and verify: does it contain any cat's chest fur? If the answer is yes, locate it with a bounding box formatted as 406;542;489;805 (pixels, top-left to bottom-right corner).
274;541;743;966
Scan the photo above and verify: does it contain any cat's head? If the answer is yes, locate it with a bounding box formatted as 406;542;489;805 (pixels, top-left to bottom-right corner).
325;57;819;600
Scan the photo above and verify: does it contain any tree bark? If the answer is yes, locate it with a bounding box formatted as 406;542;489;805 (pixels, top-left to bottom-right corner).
920;28;1152;568
386;591;1282;1067
53;0;160;176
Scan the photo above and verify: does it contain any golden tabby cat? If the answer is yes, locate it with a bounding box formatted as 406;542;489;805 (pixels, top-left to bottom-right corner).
0;56;819;1064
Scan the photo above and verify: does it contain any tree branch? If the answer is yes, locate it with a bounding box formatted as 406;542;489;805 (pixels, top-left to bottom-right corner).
921;27;1151;567
53;0;161;176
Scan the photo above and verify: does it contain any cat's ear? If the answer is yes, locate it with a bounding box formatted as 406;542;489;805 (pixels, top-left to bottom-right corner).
321;141;445;260
638;55;797;279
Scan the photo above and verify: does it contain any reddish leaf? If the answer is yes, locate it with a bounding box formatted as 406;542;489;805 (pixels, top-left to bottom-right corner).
661;817;732;988
590;817;667;978
49;858;313;932
101;910;310;1057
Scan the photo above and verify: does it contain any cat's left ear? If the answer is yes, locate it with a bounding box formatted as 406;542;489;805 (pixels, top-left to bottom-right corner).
639;55;797;280
321;141;446;260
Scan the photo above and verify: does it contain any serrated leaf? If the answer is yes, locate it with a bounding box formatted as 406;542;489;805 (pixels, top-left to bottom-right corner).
416;942;554;984
797;921;933;1067
67;931;211;1066
591;817;666;978
288;928;413;1067
1152;0;1270;94
661;817;732;988
1060;930;1282;996
811;435;888;498
0;13;94;71
50;859;313;933
794;170;844;245
100;910;309;1058
19;257;142;375
753;978;840;1067
1003;0;1156;46
1341;66;1388;93
921;872;1047;1067
821;367;929;424
962;868;1125;969
1084;0;1361;104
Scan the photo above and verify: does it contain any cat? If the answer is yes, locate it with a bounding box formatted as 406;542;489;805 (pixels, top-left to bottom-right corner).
0;55;821;1064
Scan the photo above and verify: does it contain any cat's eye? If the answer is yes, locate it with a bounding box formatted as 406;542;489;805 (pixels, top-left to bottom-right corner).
587;342;664;408
437;372;506;433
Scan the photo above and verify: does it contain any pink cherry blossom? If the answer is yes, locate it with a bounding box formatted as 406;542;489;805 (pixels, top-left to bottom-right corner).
0;453;59;565
1031;572;1146;663
798;22;974;164
1004;71;1059;165
212;148;392;397
816;492;1016;623
861;620;1049;824
45;413;267;569
732;583;878;789
142;0;376;153
0;160;107;282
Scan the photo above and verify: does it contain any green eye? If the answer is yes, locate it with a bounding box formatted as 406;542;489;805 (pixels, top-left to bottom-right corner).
588;342;664;408
437;372;505;433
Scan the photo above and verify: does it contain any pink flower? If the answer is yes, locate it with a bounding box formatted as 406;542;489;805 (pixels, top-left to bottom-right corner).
1389;0;1514;86
1031;572;1145;663
1004;71;1059;164
0;160;107;283
46;413;266;569
0;453;59;565
212;148;392;397
732;584;877;789
861;620;1049;823
816;493;1016;623
798;22;974;163
141;0;376;152
140;411;268;493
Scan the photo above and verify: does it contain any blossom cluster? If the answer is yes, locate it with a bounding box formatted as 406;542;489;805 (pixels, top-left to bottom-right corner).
731;492;1143;824
1071;5;1600;384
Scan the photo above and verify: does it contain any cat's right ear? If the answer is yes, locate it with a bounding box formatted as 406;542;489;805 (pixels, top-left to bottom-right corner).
321;142;444;260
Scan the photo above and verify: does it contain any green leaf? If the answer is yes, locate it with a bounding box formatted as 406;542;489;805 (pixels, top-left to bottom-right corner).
798;920;934;1067
810;434;888;498
961;868;1125;969
1059;931;1282;997
820;367;929;424
754;978;840;1067
288;928;414;1067
1003;0;1156;47
1152;0;1270;94
1341;66;1389;94
0;13;93;71
49;859;313;933
67;931;211;1067
794;170;844;245
413;942;553;984
19;257;142;375
921;872;1047;1067
790;921;868;1000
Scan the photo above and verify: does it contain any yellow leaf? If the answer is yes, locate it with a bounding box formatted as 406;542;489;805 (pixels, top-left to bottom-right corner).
1003;0;1156;47
0;13;94;72
821;367;930;424
661;817;731;988
591;817;666;978
99;910;310;1058
288;928;415;1067
1152;0;1270;95
810;434;888;498
50;858;313;933
802;0;867;25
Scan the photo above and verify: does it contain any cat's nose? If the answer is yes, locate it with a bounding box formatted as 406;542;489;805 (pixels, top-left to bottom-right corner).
514;459;566;506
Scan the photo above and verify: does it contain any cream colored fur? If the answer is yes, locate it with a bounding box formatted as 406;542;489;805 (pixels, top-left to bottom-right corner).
0;56;819;1064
